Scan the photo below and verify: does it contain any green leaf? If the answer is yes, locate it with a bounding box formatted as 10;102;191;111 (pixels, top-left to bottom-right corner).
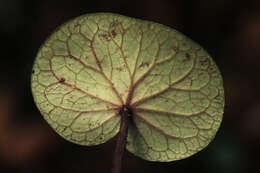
31;13;224;162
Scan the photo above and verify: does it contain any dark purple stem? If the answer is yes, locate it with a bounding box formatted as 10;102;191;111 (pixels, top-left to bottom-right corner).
111;106;129;173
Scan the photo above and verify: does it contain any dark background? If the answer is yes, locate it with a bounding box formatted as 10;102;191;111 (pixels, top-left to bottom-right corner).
0;0;259;172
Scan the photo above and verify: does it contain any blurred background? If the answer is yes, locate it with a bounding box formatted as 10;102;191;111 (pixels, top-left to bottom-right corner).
0;0;259;172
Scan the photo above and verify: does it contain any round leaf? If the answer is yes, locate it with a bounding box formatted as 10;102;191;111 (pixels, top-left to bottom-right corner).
31;13;224;162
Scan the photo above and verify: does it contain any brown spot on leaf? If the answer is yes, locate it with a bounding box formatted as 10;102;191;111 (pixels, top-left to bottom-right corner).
109;21;125;37
98;33;111;41
119;28;125;35
116;67;122;72
111;30;117;38
58;77;65;83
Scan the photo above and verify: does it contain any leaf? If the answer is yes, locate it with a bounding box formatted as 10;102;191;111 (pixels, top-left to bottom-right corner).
31;13;224;162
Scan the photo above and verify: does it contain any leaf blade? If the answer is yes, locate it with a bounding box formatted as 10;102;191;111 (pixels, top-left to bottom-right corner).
31;13;224;161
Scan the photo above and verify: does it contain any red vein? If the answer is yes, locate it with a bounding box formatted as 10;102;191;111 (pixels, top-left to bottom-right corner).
134;107;206;117
135;114;198;140
90;29;124;104
110;30;132;79
44;82;118;107
132;59;195;106
125;31;143;105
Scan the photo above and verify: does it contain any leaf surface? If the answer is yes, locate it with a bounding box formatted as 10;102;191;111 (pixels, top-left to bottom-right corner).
31;13;224;161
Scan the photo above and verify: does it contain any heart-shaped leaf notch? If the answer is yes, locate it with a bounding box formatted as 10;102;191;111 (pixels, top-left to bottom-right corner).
31;12;224;172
